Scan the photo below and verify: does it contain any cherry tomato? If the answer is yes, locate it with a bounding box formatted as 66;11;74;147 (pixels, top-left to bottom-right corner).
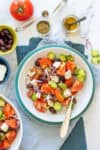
71;80;84;94
6;119;18;129
54;88;64;103
3;103;15;119
6;131;17;144
56;62;66;76
65;77;75;87
34;99;47;113
10;0;34;21
2;139;10;149
41;83;54;94
62;98;70;106
66;61;76;73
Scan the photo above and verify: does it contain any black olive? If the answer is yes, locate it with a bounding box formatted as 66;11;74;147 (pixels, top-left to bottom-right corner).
6;44;12;50
39;76;47;82
0;39;4;46
0;46;6;51
34;58;41;67
7;34;13;40
49;107;56;114
26;83;33;89
8;39;13;44
59;75;65;82
54;58;61;62
3;29;10;35
73;97;77;104
0;31;5;36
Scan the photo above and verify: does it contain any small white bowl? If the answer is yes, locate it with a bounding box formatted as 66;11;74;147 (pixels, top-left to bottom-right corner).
0;94;23;150
15;45;95;125
35;18;51;37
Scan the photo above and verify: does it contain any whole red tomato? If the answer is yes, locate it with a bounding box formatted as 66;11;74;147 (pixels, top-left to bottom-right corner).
10;0;34;21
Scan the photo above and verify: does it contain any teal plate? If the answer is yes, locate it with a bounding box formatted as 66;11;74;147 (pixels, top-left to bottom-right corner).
15;45;95;125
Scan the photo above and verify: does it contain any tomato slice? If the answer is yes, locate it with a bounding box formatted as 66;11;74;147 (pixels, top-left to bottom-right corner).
34;99;47;113
0;142;4;149
56;62;66;76
66;61;76;73
6;119;18;129
6;131;17;144
41;83;54;94
54;89;64;103
65;77;75;87
39;58;52;68
71;80;84;94
3;104;15;119
2;139;10;149
62;98;70;106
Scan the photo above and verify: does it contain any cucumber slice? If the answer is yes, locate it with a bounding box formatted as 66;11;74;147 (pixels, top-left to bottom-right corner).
0;110;3;115
78;69;86;77
58;83;67;90
91;57;98;64
53;102;62;111
0;110;5;120
77;74;86;82
66;55;74;61
77;69;86;82
31;93;38;101
47;52;56;60
0;97;5;107
91;50;99;57
74;68;80;75
59;54;67;62
97;55;100;63
48;81;57;89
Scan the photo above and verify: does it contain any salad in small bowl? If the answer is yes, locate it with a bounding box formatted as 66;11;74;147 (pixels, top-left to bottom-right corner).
16;45;95;124
0;95;23;150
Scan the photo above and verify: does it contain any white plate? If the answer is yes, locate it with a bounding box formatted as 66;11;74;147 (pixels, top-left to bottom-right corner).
15;45;95;125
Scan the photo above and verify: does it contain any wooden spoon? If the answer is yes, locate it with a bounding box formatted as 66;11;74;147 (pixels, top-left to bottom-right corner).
60;96;74;138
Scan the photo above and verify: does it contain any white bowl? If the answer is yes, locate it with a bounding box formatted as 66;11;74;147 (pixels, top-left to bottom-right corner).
0;94;23;150
15;45;95;125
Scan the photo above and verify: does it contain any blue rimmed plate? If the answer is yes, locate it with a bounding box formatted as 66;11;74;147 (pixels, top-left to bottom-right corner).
15;45;95;125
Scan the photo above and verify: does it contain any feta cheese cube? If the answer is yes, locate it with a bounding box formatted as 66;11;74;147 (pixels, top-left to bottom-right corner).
63;89;72;98
45;95;51;101
36;92;41;99
64;70;72;79
31;80;37;86
28;71;35;77
47;99;54;107
53;61;61;69
1;123;9;132
0;64;7;82
50;76;59;83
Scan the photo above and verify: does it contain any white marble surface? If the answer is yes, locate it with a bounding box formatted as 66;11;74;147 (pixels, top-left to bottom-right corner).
0;0;100;150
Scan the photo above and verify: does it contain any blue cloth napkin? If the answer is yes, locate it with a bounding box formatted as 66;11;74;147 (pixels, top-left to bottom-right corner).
16;38;87;150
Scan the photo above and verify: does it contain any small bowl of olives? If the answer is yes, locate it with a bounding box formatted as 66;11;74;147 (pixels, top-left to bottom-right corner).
0;25;18;55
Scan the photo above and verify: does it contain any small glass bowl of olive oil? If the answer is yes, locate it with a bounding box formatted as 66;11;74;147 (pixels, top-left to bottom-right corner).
63;15;80;33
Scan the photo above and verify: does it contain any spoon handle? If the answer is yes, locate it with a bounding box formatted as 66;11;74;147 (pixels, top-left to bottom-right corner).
15;17;40;32
70;16;87;26
60;100;73;138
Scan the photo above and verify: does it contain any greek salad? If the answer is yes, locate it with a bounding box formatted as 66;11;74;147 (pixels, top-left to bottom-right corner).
25;52;86;114
0;97;20;150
